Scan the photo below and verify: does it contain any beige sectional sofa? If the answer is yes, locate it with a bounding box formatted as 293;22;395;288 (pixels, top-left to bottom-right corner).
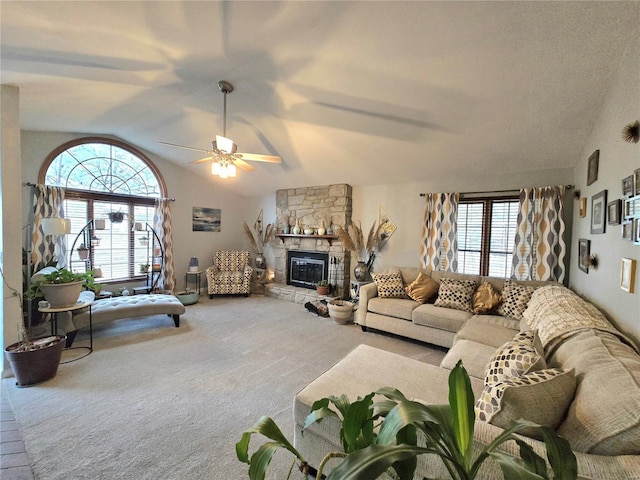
294;267;640;479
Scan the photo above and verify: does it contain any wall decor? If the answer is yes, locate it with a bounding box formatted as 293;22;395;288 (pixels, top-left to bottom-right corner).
636;218;640;244
378;205;397;242
587;150;599;185
620;258;636;293
622;175;634;198
622;120;640;143
579;197;587;218
635;168;640;196
623;221;633;241
607;199;622;225
590;190;607;234
192;207;221;232
578;238;590;273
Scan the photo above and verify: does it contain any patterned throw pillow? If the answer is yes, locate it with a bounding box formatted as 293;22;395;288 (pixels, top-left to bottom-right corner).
484;331;546;385
405;272;439;303
475;368;576;433
433;278;477;312
372;271;406;298
497;280;536;320
472;281;502;314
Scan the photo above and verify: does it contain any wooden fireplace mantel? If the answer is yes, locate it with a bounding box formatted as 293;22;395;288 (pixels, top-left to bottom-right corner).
275;233;339;246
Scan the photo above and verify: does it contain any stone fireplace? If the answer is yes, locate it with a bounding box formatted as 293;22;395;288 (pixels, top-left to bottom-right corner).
269;184;352;300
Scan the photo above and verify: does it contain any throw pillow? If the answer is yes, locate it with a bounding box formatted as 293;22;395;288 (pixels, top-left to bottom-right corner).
484;331;547;385
405;272;439;303
372;271;406;299
433;277;477;313
475;368;576;435
472;281;502;314
497;280;536;320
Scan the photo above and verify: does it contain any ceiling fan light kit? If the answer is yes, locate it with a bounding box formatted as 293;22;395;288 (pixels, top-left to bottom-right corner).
160;80;281;178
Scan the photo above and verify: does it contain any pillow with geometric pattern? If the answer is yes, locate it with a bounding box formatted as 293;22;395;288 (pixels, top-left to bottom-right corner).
372;271;407;299
497;280;536;320
475;368;576;436
484;331;546;385
433;277;477;312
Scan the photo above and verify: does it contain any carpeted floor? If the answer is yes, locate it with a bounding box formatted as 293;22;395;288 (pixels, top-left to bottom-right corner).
2;295;446;479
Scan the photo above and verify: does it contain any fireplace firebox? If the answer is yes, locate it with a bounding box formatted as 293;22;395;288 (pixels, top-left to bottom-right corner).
287;251;329;289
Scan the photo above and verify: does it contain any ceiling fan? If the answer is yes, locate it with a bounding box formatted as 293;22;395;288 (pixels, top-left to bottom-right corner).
160;80;281;178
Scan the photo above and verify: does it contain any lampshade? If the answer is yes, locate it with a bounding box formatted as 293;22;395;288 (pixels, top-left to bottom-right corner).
216;135;236;154
41;217;71;235
211;161;222;175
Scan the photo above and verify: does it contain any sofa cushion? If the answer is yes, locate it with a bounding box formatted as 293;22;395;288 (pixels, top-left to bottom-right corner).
475;368;576;435
372;271;407;298
440;339;498;379
412;303;472;332
497;280;535;320
484;332;546;384
433;277;477;313
472;281;502;314
551;330;640;455
368;297;419;321
454;315;520;349
405;272;439;303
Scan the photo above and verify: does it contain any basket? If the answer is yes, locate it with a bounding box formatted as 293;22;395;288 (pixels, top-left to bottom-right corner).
328;299;355;325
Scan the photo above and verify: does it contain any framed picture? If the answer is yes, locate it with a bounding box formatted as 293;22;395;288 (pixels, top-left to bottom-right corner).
636;218;640;244
587;150;599;186
579;197;587;218
620;258;636;293
607;199;622;225
623;221;634;241
590;190;607;234
622;175;634;197
635;168;640;196
578;238;590;273
192;206;221;232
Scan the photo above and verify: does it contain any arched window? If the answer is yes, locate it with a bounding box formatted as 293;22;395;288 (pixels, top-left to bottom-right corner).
39;137;167;282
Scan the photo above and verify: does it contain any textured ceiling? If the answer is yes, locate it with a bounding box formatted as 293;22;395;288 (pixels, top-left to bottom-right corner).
1;1;638;195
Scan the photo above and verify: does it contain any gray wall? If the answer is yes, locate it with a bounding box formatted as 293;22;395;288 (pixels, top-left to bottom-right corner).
569;31;640;345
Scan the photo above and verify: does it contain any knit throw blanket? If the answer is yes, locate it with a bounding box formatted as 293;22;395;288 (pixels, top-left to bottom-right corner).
523;285;638;353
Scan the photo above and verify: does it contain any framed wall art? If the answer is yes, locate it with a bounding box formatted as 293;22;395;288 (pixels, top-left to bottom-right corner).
590;190;607;234
620;258;636;293
623;221;633;241
587;150;599;186
579;197;587;218
192;207;221;232
635;168;640;196
622;175;634;197
578;238;590;273
607;199;622;225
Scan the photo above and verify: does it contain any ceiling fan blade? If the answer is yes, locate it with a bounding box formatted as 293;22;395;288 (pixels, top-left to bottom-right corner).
237;152;281;163
233;159;256;172
159;141;210;154
189;156;213;165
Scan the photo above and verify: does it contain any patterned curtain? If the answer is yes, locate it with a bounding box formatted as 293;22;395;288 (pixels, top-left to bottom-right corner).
154;198;175;292
511;186;566;282
419;192;459;272
31;185;67;271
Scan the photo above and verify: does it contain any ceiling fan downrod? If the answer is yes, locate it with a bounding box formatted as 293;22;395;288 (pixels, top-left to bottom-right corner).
218;80;234;137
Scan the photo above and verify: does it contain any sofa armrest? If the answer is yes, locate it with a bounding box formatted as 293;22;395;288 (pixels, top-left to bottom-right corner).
355;282;378;325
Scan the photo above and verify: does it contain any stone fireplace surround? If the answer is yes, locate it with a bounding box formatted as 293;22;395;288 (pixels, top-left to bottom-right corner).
268;184;352;302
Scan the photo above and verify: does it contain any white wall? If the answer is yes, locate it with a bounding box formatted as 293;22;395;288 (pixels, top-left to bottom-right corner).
569;31;640;345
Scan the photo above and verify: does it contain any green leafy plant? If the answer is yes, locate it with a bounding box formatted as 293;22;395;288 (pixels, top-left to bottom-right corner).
237;361;577;480
25;268;93;300
317;279;329;287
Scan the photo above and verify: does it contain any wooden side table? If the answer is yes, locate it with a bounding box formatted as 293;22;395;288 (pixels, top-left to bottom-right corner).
39;300;93;362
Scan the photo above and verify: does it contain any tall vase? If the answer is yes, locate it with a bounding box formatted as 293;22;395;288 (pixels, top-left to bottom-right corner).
353;261;368;282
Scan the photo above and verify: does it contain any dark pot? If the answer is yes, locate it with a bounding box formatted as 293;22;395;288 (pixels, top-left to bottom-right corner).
4;336;66;387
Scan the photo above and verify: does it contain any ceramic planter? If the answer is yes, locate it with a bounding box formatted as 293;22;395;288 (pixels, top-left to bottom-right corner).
4;336;66;387
39;281;83;308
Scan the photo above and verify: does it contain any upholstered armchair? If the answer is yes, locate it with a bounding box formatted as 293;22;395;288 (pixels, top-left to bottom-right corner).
206;250;253;298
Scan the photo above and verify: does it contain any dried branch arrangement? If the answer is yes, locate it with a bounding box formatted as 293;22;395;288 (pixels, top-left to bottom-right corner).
242;220;273;253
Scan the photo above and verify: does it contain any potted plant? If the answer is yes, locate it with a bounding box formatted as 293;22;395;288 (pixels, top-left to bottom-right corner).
27;268;93;309
1;266;67;387
107;211;125;223
243;219;274;270
316;279;329;295
237;361;577;480
77;243;89;260
140;263;150;273
336;221;386;281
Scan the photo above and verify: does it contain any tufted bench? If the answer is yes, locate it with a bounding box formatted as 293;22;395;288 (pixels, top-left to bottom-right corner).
59;294;185;345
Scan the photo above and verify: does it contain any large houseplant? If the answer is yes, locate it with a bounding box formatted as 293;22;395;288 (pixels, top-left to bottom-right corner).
1;266;69;386
26;267;93;308
237;361;577;480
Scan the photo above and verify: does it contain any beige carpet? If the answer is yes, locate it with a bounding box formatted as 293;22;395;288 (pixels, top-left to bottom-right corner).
3;295;446;479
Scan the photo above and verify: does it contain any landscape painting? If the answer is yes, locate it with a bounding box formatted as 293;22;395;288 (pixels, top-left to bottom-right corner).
193;207;221;232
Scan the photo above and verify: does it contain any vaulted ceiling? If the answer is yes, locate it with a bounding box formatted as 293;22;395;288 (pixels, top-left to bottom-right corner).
1;1;638;195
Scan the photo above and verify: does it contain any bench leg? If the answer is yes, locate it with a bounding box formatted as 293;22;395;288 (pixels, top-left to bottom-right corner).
172;314;180;327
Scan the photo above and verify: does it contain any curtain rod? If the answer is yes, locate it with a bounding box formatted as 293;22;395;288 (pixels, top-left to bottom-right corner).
419;184;573;197
25;182;175;201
